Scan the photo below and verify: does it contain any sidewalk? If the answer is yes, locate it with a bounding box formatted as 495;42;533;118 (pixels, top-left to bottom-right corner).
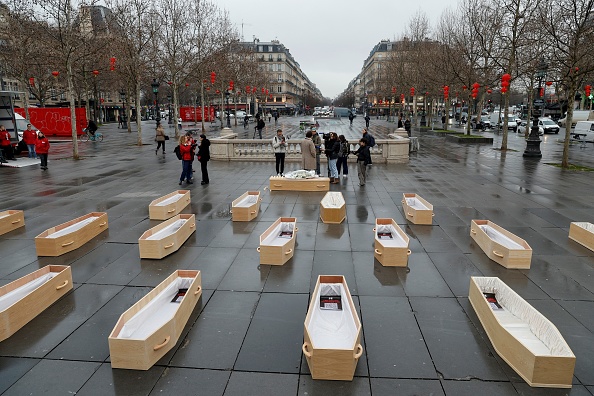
1;116;594;395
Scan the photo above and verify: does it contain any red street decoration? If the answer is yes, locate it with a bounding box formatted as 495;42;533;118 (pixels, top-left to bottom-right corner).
206;87;210;91
379;99;383;104
109;57;116;71
585;85;591;97
252;87;257;94
92;70;99;77
261;88;265;93
245;85;250;93
462;85;467;91
501;73;511;94
443;85;449;100
410;87;415;96
540;87;545;97
100;98;105;103
215;89;220;94
210;71;216;84
229;80;234;91
391;86;396;94
471;82;480;99
51;71;59;78
265;89;269;95
545;81;553;87
487;89;493;94
167;81;172;85
185;83;189;87
400;93;405;103
269;94;272;99
29;77;35;86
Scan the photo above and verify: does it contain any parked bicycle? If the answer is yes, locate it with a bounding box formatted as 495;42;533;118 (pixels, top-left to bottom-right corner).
81;128;104;142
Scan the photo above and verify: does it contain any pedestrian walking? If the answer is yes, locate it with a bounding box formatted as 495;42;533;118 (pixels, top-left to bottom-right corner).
325;132;340;184
301;131;316;171
178;117;183;129
256;118;265;139
178;135;195;185
23;123;38;158
0;125;15;160
352;139;371;186
273;111;279;125
272;129;287;176
118;115;123;128
337;134;349;178
398;115;403;128
348;112;354;126
35;131;50;170
197;134;210;185
404;117;412;137
364;114;370;128
441;114;447;129
267;112;272;123
311;129;322;176
155;123;166;155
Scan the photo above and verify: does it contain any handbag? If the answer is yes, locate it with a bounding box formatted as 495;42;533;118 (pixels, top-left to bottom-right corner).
164;135;170;140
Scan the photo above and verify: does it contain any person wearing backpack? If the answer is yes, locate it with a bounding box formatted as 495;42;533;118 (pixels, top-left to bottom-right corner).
337;134;349;178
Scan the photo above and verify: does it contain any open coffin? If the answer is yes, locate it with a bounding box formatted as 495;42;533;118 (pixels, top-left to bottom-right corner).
258;217;297;265
0;265;72;341
269;175;330;191
374;218;410;267
320;192;346;224
401;193;434;225
303;275;363;381
231;191;262;222
0;210;25;236
108;270;202;370
138;214;195;259
148;190;191;220
35;212;108;256
569;222;594;252
469;277;575;388
470;220;532;269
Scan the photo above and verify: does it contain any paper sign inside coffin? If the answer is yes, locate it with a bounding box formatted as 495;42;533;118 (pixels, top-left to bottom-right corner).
0;265;72;342
401;193;434;225
320;192;346;224
108;270;202;370
258;217;297;265
139;214;195;259
35;212;108;257
231;191;262;222
569;222;594;252
149;190;191;220
303;275;363;381
269;176;330;191
469;277;575;388
374;218;410;267
470;220;532;269
0;210;25;236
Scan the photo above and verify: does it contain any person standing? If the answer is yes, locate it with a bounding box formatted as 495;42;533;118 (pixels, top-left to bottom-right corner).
272;129;287;176
23;124;38;159
256;118;265;139
352;139;371;186
178;117;183;129
197;134;210;184
348;112;354;126
311;129;322;175
336;134;349;178
325;132;340;184
178;135;194;185
0;125;15;160
155;123;166;155
301;131;316;171
364;114;370;128
35;131;50;170
267;112;272;123
404;117;412;137
441;114;447;129
398;115;403;128
273;111;279;125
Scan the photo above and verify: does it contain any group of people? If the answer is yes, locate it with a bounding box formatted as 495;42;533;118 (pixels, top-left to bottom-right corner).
176;131;211;186
0;124;50;169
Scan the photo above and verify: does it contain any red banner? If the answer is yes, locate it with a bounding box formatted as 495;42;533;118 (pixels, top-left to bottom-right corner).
179;106;215;122
15;107;87;136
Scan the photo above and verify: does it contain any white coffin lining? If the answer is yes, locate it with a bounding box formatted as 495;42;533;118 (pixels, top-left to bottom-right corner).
573;222;594;233
46;216;99;239
117;277;194;339
405;198;429;211
262;222;295;246
234;194;258;208
0;213;10;220
376;224;408;247
0;272;58;311
154;193;185;206
308;283;358;350
321;193;345;208
478;225;525;250
474;277;573;357
284;170;317;179
145;219;187;240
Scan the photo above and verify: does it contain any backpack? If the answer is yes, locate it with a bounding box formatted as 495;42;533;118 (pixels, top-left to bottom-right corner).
367;134;376;147
174;145;182;160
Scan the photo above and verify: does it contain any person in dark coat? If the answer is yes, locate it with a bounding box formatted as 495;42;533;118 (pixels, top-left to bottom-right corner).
325;132;340;183
351;139;371;186
348;112;354;126
404;118;412;137
197;134;210;184
256;118;265;139
364;114;370;128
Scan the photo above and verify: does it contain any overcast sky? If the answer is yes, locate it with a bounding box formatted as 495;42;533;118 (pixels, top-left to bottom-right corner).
216;0;452;99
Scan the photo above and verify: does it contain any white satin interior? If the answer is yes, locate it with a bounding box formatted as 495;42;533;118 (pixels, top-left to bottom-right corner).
46;216;99;238
262;222;295;246
308;283;358;349
376;224;407;247
321;192;345;208
405;198;429;210
573;222;594;233
155;193;185;206
234;194;258;208
0;273;57;311
284;170;317;179
479;225;524;250
145;219;187;240
117;277;194;339
474;277;573;357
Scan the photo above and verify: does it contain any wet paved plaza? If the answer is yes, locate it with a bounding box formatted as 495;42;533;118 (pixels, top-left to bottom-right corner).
1;117;594;395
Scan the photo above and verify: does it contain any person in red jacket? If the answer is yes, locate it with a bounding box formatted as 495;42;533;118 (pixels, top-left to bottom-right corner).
0;125;15;161
178;135;195;185
35;131;50;170
23;124;38;158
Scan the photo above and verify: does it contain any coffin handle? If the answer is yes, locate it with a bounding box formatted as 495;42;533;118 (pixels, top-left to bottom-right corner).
302;343;312;358
259;198;263;202
257;247;261;252
316;185;325;188
250;211;257;214
194;286;202;295
153;336;170;351
471;229;477;235
432;213;435;217
273;184;282;187
164;242;175;249
372;228;376;232
55;280;69;290
11;219;21;224
294;227;299;232
374;249;382;256
190;223;195;228
61;241;74;247
407;249;412;256
285;249;293;255
354;344;363;359
167;209;176;213
401;200;405;204
229;210;233;214
492;250;504;258
99;222;107;227
407;212;413;217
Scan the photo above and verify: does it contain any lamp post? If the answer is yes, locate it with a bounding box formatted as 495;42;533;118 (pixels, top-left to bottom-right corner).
167;95;172;124
225;90;231;128
524;60;548;158
151;79;160;124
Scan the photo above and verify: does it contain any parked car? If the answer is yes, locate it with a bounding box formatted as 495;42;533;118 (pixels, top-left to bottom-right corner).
517;120;543;135
517;118;559;135
471;115;492;130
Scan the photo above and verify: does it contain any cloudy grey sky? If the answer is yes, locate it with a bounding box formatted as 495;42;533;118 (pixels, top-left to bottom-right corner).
216;0;452;99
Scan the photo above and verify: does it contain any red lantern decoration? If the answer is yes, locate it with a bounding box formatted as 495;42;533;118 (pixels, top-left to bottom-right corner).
443;85;449;100
29;77;35;87
545;81;553;87
400;93;405;103
100;98;105;103
471;82;480;99
265;89;269;95
51;71;59;78
210;71;216;84
261;88;265;93
391;86;396;94
585;85;591;97
215;89;220;94
206;87;210;91
92;70;99;77
501;73;511;94
462;85;467;91
185;83;189;87
109;57;116;71
487;89;493;94
540;87;545;97
167;81;172;85
252;87;257;94
410;87;415;96
229;80;234;91
246;85;250;93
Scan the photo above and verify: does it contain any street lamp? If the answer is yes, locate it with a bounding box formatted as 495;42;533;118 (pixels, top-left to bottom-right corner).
524;60;548;158
151;79;160;123
225;90;231;128
167;95;172;124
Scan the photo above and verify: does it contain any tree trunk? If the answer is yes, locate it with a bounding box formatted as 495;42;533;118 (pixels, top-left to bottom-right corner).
201;81;205;133
173;85;179;139
501;93;510;149
67;60;79;159
562;81;577;168
136;83;142;146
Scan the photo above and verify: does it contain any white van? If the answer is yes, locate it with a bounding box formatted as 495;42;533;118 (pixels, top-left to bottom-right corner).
574;121;594;140
558;110;594;127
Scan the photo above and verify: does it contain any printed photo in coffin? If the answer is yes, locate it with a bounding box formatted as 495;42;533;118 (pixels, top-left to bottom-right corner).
319;284;342;310
171;288;188;303
377;232;393;240
483;292;503;310
278;230;293;238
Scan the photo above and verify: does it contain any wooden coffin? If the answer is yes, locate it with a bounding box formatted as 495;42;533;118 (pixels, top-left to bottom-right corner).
258;217;297;265
108;270;202;370
374;218;410;267
469;276;575;388
148;190;191;220
568;222;594;252
35;212;108;257
0;265;72;342
231;191;262;222
0;210;25;236
303;275;363;381
320;192;346;224
138;214;196;259
470;220;532;269
402;193;434;225
269;176;330;192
